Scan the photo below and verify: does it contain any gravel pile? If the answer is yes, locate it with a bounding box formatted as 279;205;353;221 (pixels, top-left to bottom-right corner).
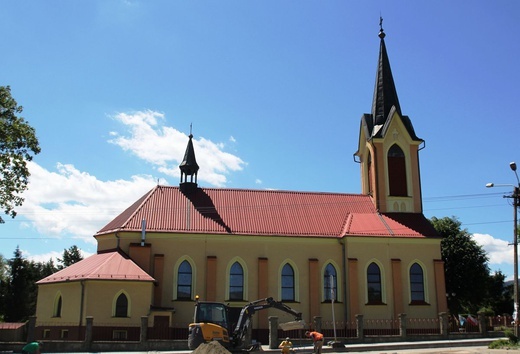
191;341;232;354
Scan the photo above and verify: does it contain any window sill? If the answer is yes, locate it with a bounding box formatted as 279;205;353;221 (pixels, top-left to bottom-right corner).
365;301;387;306
409;301;430;306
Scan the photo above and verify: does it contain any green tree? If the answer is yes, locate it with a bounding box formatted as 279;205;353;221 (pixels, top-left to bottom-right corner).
0;254;8;321
58;245;83;269
37;258;58;278
0;86;41;223
4;247;38;322
431;216;490;315
483;270;511;316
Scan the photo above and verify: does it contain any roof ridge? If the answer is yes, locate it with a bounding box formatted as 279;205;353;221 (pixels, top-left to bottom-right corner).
376;212;394;236
89;252;119;276
158;185;369;197
341;213;353;236
119;186;159;231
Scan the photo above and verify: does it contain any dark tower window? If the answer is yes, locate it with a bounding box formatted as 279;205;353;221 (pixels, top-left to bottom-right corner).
387;144;407;196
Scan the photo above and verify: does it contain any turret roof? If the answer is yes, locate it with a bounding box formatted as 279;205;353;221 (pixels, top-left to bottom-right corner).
179;133;199;176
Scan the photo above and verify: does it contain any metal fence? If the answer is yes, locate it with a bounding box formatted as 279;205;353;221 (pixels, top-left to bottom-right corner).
33;315;513;342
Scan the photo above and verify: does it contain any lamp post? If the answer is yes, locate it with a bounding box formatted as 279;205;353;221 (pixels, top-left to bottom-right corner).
486;161;520;336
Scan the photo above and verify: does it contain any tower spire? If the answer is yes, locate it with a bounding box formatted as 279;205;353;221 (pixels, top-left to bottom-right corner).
371;17;401;127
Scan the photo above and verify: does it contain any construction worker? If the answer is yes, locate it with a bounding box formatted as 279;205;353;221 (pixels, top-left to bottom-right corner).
278;336;293;353
305;330;324;354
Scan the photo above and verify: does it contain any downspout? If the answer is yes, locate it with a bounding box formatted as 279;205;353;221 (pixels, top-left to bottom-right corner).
417;140;425;213
79;280;85;327
141;219;146;246
338;238;348;323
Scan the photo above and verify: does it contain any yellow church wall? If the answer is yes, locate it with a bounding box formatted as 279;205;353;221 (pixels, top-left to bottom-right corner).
82;280;153;324
36;281;83;324
104;231;345;327
345;237;442;320
94;230;442;329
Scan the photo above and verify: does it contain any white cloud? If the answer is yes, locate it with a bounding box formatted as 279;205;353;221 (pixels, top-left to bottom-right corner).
472;233;512;266
23;249;94;265
19;161;158;244
109;110;245;187
17;118;513;278
13;110;247;262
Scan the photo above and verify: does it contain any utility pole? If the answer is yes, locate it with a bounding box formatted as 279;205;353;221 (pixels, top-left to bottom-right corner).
513;184;519;337
486;161;520;337
510;162;520;337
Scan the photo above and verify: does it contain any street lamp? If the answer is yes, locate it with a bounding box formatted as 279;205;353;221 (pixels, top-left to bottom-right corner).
486;162;520;336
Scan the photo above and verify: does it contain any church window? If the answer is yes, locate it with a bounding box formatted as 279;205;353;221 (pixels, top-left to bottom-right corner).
177;260;193;300
53;294;62;317
229;261;244;301
281;263;295;301
115;293;128;317
387;144;407;196
324;263;337;302
410;263;425;303
367;262;382;304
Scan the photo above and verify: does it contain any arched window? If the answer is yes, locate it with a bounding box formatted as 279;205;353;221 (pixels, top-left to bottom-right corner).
324;263;337;302
387;144;407;196
115;293;128;317
410;263;425;303
367;262;382;304
177;260;193;300
229;262;244;301
281;264;295;301
54;294;62;317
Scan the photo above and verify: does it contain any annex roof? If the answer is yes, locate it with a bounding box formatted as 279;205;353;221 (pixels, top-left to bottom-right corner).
0;323;25;330
96;186;438;239
36;251;155;284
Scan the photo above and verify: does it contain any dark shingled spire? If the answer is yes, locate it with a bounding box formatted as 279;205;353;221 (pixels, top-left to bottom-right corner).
371;18;402;127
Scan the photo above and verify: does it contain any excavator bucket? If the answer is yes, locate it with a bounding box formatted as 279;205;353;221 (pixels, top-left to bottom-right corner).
279;320;306;331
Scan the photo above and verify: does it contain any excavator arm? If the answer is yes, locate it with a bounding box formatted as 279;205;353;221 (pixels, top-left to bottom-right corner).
231;297;302;349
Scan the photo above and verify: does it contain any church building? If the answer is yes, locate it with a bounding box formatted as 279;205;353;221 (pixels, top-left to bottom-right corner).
35;24;447;342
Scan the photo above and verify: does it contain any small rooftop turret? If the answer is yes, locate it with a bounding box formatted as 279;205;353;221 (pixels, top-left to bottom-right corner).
179;131;199;194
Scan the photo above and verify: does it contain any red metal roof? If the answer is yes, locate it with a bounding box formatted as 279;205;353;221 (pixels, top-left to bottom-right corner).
96;186;437;239
36;251;155;284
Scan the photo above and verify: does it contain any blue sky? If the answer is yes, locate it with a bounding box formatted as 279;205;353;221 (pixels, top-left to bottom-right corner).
1;1;519;279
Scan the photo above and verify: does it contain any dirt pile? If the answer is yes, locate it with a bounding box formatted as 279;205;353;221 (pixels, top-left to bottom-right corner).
191;341;232;354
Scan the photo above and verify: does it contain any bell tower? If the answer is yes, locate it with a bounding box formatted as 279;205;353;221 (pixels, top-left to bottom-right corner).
354;19;425;213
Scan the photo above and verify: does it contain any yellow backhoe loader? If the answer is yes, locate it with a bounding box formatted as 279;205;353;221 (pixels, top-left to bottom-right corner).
188;296;303;351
